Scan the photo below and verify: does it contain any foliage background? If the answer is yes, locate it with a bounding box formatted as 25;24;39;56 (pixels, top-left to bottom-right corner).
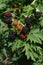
0;0;43;65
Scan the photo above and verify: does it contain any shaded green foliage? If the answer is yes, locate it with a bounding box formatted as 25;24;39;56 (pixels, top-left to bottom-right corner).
0;0;43;65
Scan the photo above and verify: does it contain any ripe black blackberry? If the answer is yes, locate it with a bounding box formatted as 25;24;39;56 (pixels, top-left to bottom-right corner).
2;17;12;24
25;17;32;27
21;25;29;35
8;30;17;40
34;11;41;19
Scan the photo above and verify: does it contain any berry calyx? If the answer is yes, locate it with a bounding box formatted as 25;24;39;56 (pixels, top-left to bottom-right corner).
4;11;12;17
20;33;26;39
8;30;17;40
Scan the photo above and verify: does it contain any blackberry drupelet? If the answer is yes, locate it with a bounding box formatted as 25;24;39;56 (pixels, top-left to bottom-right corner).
34;11;41;19
8;30;17;40
25;17;31;27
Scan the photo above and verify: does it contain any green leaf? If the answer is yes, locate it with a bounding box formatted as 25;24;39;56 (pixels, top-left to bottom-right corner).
32;0;43;13
39;17;43;27
11;39;24;52
2;48;7;57
22;5;33;16
27;29;43;44
36;4;43;13
0;19;8;34
0;53;3;60
22;43;39;61
36;46;42;55
0;4;6;9
12;53;21;61
22;43;31;59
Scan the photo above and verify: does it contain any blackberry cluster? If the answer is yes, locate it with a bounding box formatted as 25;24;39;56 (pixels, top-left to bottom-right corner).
8;30;17;40
1;9;42;40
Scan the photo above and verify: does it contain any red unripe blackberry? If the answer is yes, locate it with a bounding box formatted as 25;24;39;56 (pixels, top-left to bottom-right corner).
4;11;12;17
8;30;17;40
20;33;26;39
